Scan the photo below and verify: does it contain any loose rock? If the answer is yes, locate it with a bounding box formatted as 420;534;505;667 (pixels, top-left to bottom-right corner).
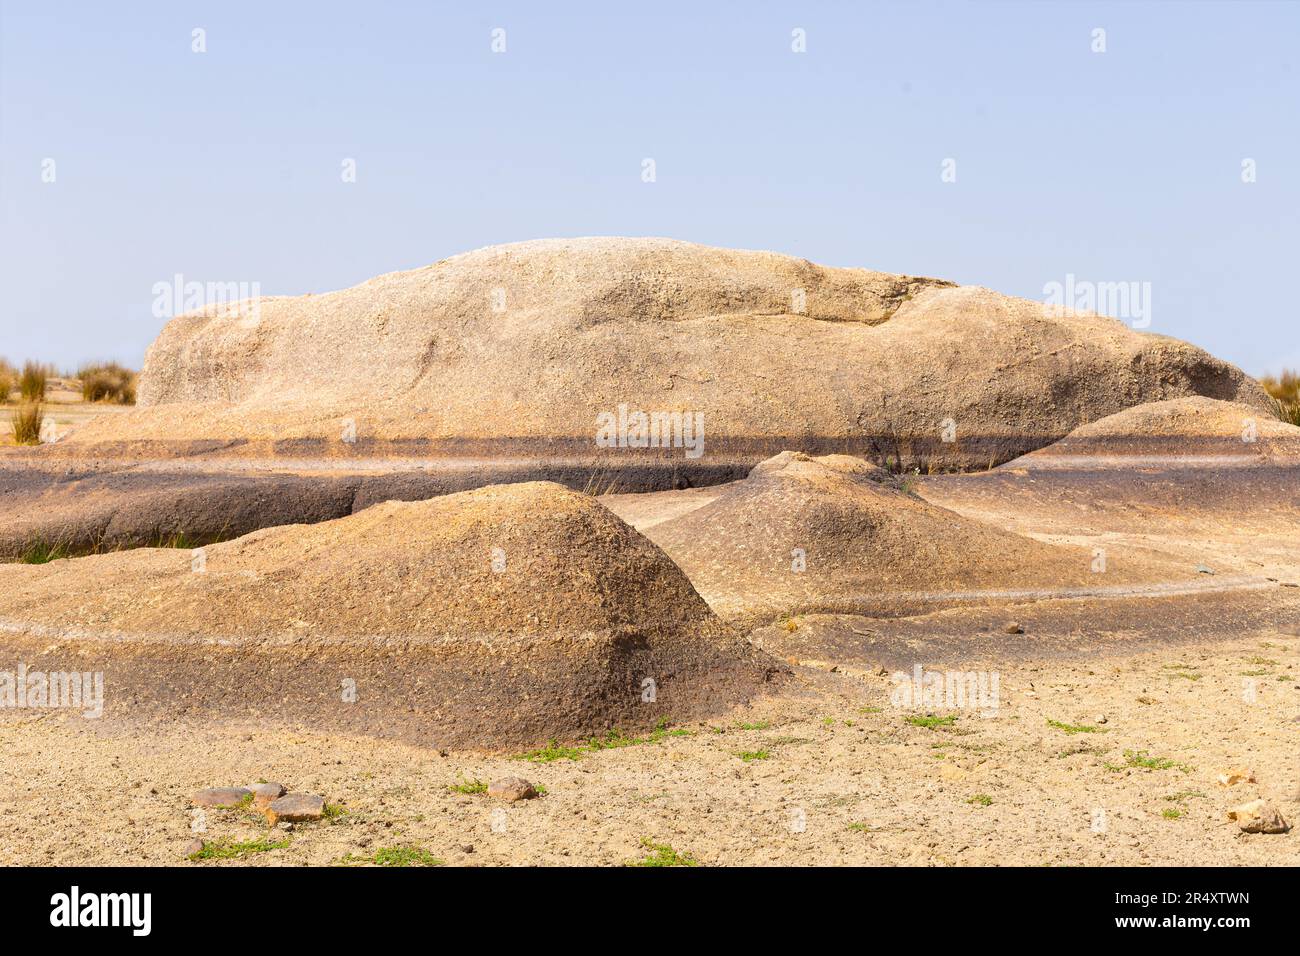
264;792;326;824
191;786;251;808
1216;768;1256;787
248;782;287;807
1004;622;1024;634
1227;800;1290;834
488;777;538;802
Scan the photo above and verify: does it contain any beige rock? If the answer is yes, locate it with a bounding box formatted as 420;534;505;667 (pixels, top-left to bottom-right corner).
0;482;780;750
264;793;325;825
190;787;250;808
488;777;538;802
1227;800;1290;834
1216;768;1257;787
74;239;1266;472
248;782;287;807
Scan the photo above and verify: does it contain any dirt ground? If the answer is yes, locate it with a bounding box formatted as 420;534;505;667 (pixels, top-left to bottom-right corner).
2;437;1298;866
1;612;1296;867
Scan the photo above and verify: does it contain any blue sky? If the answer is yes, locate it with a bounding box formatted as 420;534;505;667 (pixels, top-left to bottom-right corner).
1;0;1296;375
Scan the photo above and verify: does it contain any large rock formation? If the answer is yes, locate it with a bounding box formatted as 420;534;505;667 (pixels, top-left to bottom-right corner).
69;237;1265;470
0;481;781;748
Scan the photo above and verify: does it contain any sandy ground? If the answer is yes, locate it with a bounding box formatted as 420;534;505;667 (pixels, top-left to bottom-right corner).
1;618;1296;866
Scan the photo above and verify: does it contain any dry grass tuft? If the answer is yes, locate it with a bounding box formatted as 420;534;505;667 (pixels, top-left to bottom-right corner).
78;361;137;404
19;361;49;401
10;402;44;444
0;358;13;403
1262;369;1300;426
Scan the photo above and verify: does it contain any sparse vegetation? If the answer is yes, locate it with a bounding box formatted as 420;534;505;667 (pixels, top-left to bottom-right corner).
1161;808;1183;820
19;361;48;401
188;836;291;860
1046;718;1106;735
448;778;488;794
735;720;771;731
78;361;137;404
10;402;43;444
370;846;444;867
0;359;12;403
736;749;771;762
514;717;692;762
906;714;957;729
967;793;993;807
1113;749;1193;773
628;838;698;867
1262;370;1300;425
18;537;67;564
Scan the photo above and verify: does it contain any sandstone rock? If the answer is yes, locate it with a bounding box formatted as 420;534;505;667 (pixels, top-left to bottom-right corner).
488;777;538;802
1009;396;1300;466
1216;768;1257;787
83;240;1270;472
1227;800;1290;834
183;839;204;858
248;782;287;807
0;483;781;750
191;787;250;808
621;452;1162;625
265;793;325;824
1003;622;1024;635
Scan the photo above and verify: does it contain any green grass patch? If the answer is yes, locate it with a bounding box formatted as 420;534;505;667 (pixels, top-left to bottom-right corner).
513;717;692;763
1161;808;1183;820
371;846;444;867
737;749;771;762
735;720;771;731
448;778;488;794
628;838;698;867
1046;718;1106;735
189;836;290;860
906;714;957;729
17;537;67;564
967;794;993;807
1116;749;1193;773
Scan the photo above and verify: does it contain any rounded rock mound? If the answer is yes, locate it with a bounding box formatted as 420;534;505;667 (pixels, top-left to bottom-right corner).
1009;396;1300;465
63;237;1265;471
0;481;782;749
633;452;1172;624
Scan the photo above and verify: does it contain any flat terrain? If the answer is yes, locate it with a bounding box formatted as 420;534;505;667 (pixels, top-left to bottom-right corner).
1;622;1296;866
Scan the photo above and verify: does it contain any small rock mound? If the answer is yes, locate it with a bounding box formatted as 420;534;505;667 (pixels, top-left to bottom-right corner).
1013;397;1300;464
637;452;1162;623
0;482;780;749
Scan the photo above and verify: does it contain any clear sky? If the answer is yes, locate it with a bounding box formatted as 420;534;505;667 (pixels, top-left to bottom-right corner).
1;0;1296;376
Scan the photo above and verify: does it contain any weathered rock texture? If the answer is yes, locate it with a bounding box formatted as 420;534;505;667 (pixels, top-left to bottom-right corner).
0;481;782;749
615;452;1177;625
73;238;1267;468
1008;396;1300;465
